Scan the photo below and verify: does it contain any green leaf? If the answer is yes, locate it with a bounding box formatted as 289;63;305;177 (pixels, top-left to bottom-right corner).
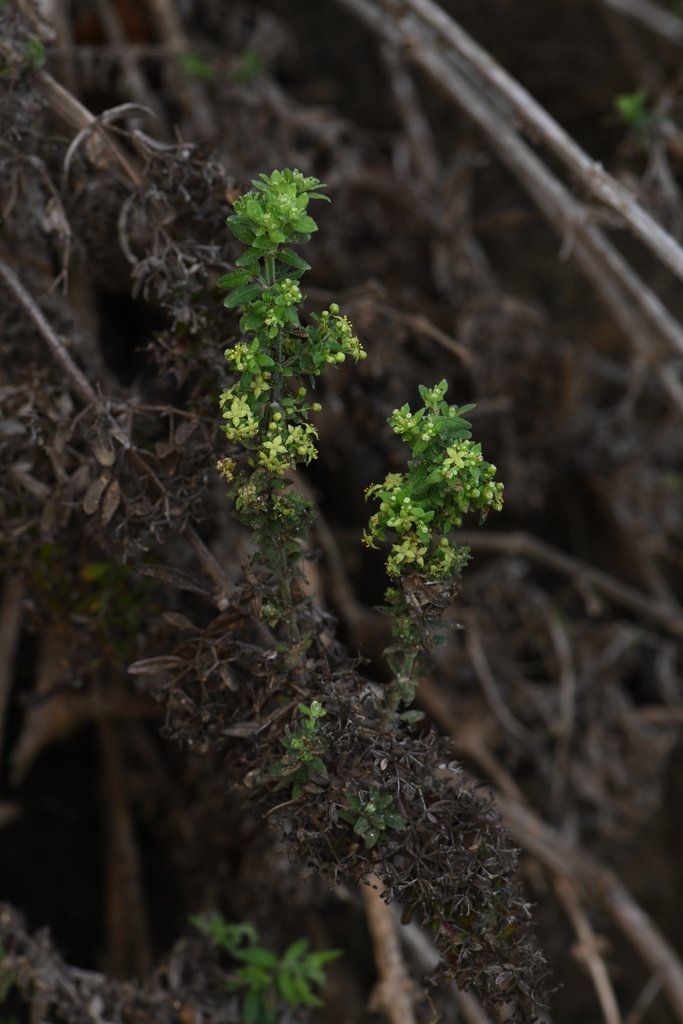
291;214;318;234
615;87;649;126
309;948;343;969
399;709;426;724
179;51;215;80
362;828;380;848
307;757;328;778
277;249;311;274
277;966;300;1006
243;988;266;1024
218;269;254;289
234;253;260;270
291;778;304;800
283;937;309;962
337;807;356;826
23;37;46;69
227;216;256;244
223;283;262;308
238;946;280;968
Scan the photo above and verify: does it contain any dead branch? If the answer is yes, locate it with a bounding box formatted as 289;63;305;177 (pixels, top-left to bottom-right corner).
0;255;99;407
337;0;683;405
419;681;683;1024
500;798;683;1023
361;874;418;1024
346;0;683;286
89;0;164;122
599;0;683;43
98;715;153;977
456;529;683;635
554;875;623;1024
0;576;24;782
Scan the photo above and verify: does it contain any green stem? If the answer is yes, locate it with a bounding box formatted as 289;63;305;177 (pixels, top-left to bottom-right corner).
264;252;276;287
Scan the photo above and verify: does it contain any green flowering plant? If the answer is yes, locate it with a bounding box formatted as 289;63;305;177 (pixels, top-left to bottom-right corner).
364;379;503;713
216;169;365;628
338;787;407;850
193;914;341;1024
272;700;328;800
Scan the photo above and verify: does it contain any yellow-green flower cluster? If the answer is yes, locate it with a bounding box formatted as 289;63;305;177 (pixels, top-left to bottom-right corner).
317;304;367;364
364;380;503;580
259;278;302;338
219;388;259;441
442;439;504;514
257;420;318;474
364;476;460;578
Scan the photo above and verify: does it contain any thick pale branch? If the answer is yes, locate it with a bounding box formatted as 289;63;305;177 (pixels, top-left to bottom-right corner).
338;0;683;366
361;875;418;1024
599;0;683;42
371;0;683;285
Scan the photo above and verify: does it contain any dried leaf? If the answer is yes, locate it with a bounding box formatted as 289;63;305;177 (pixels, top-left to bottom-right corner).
222;721;262;737
0;419;26;437
11;463;51;500
83;473;110;515
100;479;121;526
218;664;238;691
155;440;174;459
90;422;116;466
127;656;187;675
137;564;212;597
174;419;198;445
161;611;200;632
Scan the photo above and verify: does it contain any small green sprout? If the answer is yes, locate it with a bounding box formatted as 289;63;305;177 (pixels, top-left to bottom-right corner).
614;88;656;146
0;945;18;1004
231;49;265;85
338;788;407;849
179;52;215;81
614;87;650;127
272;700;328;799
193;914;341;1024
23;38;46;70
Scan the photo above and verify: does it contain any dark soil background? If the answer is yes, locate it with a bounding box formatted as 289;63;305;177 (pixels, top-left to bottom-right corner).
2;1;683;1023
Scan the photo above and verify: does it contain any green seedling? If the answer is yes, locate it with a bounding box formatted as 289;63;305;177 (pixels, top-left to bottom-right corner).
338;787;407;849
193;913;341;1024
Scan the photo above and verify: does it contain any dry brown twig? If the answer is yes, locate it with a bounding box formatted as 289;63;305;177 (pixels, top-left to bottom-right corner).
500;798;683;1023
417;680;683;1024
462;616;530;742
361;874;418;1024
362;0;683;285
139;0;215;138
89;0;164;123
338;0;683;414
554;875;623;1024
0;577;25;781
599;0;683;43
380;38;441;188
456;529;683;635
